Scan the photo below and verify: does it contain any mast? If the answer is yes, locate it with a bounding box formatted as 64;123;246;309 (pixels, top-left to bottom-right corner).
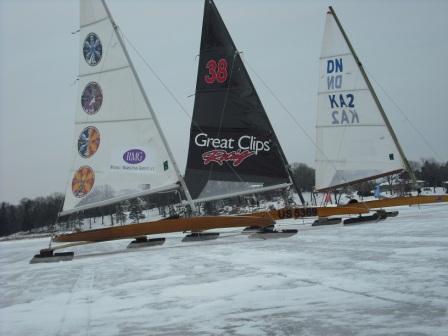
328;6;416;184
100;0;197;212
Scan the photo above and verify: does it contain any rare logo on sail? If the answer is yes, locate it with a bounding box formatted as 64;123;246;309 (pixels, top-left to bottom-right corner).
81;82;103;115
78;126;100;158
123;149;146;164
83;33;102;66
194;133;270;167
71;166;95;198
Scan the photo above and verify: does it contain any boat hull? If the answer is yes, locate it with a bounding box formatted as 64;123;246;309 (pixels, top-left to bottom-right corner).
338;195;448;212
53;216;274;243
247;195;447;219
246;206;368;220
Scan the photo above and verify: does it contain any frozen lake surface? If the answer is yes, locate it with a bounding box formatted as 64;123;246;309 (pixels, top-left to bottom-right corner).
1;204;447;335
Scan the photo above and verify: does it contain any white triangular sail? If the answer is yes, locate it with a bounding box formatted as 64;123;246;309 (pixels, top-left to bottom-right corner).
315;9;405;191
61;0;180;215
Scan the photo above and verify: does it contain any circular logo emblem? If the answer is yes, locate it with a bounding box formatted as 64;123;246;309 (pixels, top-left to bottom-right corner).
78;126;100;158
81;82;103;115
83;33;102;66
72;166;95;198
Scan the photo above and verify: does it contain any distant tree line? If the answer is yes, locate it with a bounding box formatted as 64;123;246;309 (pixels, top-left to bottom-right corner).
1;160;446;237
0;189;185;237
410;159;448;187
0;193;64;237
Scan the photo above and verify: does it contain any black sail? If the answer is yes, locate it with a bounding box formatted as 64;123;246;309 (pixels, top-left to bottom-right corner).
185;0;290;200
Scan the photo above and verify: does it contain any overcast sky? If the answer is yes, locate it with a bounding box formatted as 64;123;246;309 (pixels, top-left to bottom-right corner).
1;0;447;204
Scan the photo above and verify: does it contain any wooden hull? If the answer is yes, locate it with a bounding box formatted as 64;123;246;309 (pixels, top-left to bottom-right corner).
246;195;447;220
246;206;368;220
53;215;274;243
337;195;448;212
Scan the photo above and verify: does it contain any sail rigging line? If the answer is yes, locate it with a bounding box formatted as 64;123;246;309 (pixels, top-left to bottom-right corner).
243;60;350;188
120;31;194;122
121;32;248;186
121;31;287;200
364;68;442;162
119;6;292;206
244;61;322;160
232;53;302;203
100;0;197;212
121;27;258;190
221;52;302;203
122;2;293;205
244;59;371;211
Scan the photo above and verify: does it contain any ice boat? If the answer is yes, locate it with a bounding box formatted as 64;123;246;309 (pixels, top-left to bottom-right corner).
31;0;274;263
313;6;447;224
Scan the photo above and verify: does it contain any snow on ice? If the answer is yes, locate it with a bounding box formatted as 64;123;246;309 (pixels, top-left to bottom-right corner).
1;204;447;335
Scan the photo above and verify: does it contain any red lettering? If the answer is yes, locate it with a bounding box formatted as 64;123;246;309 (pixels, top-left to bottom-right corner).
204;58;228;84
202;149;254;167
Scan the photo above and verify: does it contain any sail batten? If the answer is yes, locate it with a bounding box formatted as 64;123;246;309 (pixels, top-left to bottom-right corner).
315;169;403;193
59;183;180;217
319;53;352;60
78;65;131;78
184;0;291;201
317;123;386;129
315;7;409;191
75;117;153;125
192;183;291;204
80;17;108;29
318;88;369;95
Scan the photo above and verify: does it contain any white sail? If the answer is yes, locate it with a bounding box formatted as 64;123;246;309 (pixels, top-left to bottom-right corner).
315;9;405;191
61;0;179;215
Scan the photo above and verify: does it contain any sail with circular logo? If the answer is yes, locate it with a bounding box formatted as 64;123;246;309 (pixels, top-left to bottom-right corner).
61;0;183;215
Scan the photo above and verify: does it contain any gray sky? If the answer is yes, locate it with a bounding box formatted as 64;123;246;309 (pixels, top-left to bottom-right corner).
1;0;447;205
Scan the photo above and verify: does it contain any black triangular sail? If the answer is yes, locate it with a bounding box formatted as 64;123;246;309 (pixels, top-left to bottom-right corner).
185;0;291;200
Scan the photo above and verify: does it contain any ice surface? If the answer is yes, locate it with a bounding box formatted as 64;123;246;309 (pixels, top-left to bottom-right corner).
1;204;448;335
